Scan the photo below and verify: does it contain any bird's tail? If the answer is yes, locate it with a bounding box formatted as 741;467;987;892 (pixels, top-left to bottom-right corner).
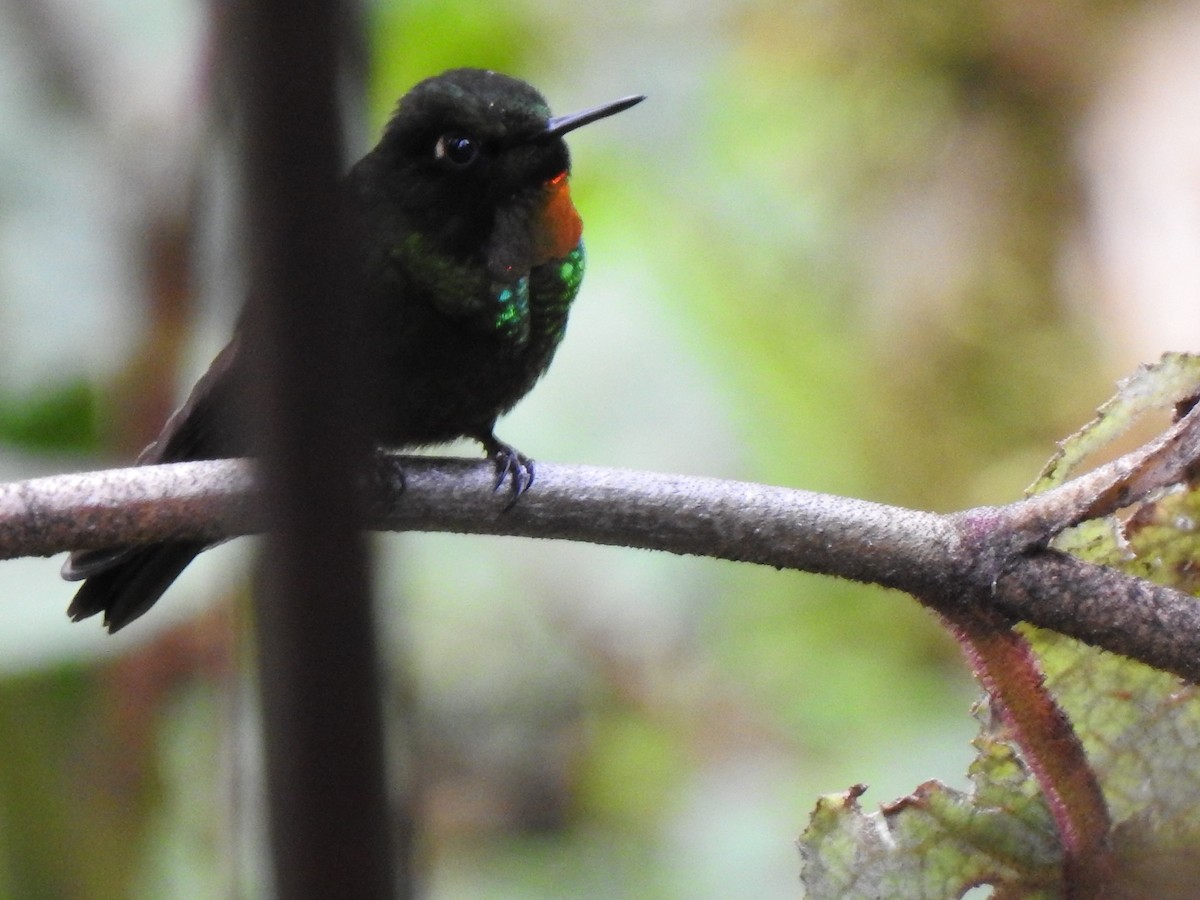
63;542;208;633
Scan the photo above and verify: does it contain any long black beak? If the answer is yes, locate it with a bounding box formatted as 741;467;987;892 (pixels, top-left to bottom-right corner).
544;94;645;138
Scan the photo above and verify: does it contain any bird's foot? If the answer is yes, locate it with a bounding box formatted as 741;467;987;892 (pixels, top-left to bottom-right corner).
479;432;534;508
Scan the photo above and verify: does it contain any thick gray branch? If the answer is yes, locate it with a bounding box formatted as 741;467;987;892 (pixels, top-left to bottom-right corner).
2;454;1198;681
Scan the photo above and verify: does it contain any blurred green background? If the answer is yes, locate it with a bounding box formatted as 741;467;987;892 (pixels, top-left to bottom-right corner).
1;0;1197;895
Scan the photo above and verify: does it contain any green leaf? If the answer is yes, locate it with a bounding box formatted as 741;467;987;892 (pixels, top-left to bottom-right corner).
1030;352;1200;493
800;720;1061;899
0;381;99;453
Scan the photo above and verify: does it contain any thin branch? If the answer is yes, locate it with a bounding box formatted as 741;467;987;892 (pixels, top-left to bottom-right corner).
1001;401;1200;547
0;460;258;554
4;451;1200;682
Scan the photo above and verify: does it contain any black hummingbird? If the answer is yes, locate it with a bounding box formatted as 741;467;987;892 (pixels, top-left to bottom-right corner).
62;68;644;632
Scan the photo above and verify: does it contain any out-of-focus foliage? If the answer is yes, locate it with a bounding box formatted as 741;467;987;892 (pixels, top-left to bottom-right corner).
0;383;99;453
802;355;1200;897
0;667;154;899
0;0;1193;896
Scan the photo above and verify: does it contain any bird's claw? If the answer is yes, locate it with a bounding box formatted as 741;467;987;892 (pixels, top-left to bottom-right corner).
482;437;534;509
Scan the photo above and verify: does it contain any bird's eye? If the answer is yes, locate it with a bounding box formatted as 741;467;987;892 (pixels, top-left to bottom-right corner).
434;133;479;167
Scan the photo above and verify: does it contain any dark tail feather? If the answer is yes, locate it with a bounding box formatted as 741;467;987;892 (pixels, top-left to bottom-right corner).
61;339;242;632
63;543;207;633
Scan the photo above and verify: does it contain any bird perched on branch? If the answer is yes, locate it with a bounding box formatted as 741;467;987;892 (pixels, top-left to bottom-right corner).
63;68;644;632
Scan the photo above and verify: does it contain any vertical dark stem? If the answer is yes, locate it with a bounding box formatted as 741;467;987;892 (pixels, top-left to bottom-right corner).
234;0;396;897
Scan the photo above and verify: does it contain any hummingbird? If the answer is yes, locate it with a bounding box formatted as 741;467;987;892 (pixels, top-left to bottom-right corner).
62;68;644;632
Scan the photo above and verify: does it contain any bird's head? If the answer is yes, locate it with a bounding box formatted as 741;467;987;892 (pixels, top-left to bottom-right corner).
364;68;642;270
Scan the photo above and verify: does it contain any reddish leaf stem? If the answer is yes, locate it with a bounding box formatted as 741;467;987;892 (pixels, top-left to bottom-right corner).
943;607;1114;898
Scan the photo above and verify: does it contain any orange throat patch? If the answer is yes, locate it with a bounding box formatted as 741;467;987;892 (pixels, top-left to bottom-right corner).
534;171;583;263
